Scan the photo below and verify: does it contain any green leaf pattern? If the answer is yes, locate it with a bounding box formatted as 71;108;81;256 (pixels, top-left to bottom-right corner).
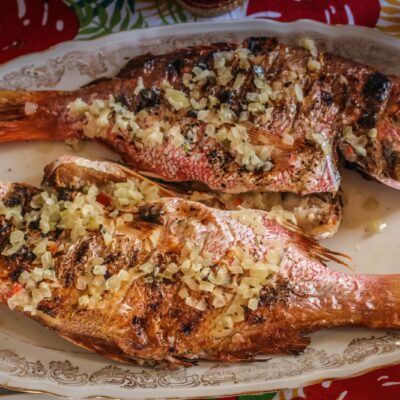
64;0;197;40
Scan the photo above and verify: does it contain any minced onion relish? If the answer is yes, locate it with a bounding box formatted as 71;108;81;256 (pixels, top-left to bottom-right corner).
1;181;284;332
68;41;321;172
1;178;160;315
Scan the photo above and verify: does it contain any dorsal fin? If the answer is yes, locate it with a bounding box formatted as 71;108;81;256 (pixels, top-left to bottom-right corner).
282;220;352;269
117;163;181;197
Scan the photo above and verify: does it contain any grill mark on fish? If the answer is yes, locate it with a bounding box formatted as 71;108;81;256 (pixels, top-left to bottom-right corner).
129;249;140;268
136;88;160;111
258;280;301;307
7;246;36;282
246;313;266;324
8;265;24;282
247;37;273;55
166;58;184;78
358;111;377;130
57;187;73;201
363;72;391;102
0;220;11;250
181;320;197;335
64;270;73;288
207;149;235;173
132;316;145;326
4;184;36;212
104;252;120;264
321;91;333;105
75;240;90;263
37;296;62;317
115;93;134;110
137;203;164;225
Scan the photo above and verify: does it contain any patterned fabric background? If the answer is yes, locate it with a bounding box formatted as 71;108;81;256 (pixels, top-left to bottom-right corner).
1;1;400;399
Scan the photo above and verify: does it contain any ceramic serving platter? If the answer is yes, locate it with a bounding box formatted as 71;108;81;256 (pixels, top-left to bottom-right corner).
1;19;400;399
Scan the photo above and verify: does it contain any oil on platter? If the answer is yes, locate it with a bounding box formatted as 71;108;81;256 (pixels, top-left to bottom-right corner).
0;19;400;399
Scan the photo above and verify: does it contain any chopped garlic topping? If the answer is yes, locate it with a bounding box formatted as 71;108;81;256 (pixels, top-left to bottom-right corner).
233;73;246;90
119;223;283;333
1;174;161;315
310;132;332;156
294;84;304;103
299;37;318;58
165;88;190;110
2;178;286;335
368;128;378;138
134;77;145;95
68;44;318;173
217;69;234;86
24;102;38;116
343;126;368;157
307;59;321;72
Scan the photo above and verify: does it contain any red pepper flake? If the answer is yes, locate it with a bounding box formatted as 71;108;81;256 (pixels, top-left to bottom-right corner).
49;242;58;256
11;282;24;295
343;144;358;162
345;144;355;157
96;192;112;206
234;197;243;206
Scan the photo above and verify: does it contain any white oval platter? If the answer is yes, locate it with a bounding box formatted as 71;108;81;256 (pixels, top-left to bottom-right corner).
0;19;400;399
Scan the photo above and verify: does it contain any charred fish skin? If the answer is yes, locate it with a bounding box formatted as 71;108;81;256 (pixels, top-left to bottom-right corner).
324;53;396;187
0;165;399;366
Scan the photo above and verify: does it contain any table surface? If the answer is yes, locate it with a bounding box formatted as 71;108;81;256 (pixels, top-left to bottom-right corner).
1;1;400;399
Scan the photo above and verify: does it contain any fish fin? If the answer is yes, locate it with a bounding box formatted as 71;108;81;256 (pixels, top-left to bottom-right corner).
306;220;340;241
285;334;311;355
0;90;62;143
284;221;352;269
117;164;182;198
116;221;157;241
57;333;132;363
132;169;174;182
269;151;302;173
116;221;172;253
246;126;307;172
43;155;183;199
240;332;311;357
247;126;302;150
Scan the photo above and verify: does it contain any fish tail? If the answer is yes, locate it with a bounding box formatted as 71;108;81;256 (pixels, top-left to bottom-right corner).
288;255;400;331
0;90;63;143
324;273;400;329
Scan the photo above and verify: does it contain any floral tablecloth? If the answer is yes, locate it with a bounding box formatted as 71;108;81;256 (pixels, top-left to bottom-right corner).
1;1;400;399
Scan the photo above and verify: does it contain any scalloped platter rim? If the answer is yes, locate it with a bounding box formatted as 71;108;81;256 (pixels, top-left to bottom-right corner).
1;19;400;399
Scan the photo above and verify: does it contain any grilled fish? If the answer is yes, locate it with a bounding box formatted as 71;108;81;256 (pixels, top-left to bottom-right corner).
43;155;342;239
2;36;395;194
0;159;399;366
